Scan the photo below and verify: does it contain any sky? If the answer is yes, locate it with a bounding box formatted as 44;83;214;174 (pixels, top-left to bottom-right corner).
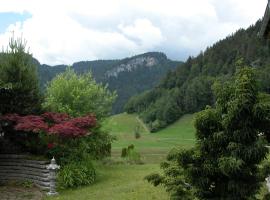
0;0;268;65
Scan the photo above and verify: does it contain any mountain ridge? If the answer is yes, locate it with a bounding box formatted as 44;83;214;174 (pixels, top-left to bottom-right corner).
37;51;183;114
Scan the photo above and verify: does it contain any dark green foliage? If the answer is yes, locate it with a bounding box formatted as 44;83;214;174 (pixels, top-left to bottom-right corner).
146;67;270;199
127;144;135;151
0;37;41;115
48;129;114;166
81;130;114;160
121;147;128;158
37;52;181;114
50;128;112;189
145;148;194;200
126;20;270;131
58;159;96;189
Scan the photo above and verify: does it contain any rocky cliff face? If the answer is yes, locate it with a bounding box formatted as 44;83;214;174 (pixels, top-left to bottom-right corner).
105;56;158;77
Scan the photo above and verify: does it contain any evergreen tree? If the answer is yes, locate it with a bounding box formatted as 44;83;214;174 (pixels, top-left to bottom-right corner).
0;36;41;115
146;66;270;199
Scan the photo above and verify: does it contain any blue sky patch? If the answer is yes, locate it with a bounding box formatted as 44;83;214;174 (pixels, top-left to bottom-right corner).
0;12;31;33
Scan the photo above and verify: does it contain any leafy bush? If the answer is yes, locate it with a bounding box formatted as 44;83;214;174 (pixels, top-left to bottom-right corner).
121;148;127;158
126;149;142;164
1;112;97;138
43;67;117;119
58;159;96;189
0;112;107;158
121;144;143;164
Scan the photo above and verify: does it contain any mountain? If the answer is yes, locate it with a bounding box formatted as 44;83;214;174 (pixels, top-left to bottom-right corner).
125;20;270;132
37;52;182;113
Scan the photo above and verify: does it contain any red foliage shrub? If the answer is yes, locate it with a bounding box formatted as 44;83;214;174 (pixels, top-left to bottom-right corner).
15;115;48;133
1;113;96;137
48;122;88;137
68;115;96;128
42;112;70;123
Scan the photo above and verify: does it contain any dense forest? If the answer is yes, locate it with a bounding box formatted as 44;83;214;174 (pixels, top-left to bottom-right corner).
37;52;181;113
125;20;270;132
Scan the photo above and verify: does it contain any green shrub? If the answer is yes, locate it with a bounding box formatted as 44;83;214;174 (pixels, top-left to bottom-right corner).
126;149;142;164
46;128;114;166
121;144;143;164
121;147;127;158
43;67;117;119
82;130;114;159
58;159;96;189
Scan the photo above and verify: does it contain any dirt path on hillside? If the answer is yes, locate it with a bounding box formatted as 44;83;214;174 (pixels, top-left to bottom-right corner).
135;116;149;133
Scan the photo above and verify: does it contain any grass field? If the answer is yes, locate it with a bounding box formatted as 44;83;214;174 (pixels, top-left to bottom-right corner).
47;114;195;200
103;113;196;163
46;163;169;200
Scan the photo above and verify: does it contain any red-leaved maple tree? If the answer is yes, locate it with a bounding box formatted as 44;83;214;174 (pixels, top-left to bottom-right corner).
0;112;96;138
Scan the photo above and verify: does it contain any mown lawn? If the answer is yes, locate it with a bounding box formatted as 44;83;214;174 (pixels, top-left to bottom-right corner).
45;163;169;200
103;113;196;163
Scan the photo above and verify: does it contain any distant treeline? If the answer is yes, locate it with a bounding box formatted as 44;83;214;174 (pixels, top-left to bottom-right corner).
125;20;270;132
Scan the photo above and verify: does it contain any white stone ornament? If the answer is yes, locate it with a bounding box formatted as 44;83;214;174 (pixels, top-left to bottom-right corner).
47;157;60;196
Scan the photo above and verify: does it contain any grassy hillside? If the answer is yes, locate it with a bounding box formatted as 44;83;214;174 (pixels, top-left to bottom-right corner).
125;21;270;132
103;113;195;163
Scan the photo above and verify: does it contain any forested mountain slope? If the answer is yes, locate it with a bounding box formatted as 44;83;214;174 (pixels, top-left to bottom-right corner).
37;52;181;113
125;20;270;132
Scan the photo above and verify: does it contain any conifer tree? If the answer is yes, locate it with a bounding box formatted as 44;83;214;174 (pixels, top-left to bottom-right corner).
146;66;270;199
0;36;41;115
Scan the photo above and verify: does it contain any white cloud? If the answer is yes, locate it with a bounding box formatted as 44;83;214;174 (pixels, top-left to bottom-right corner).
0;0;267;64
118;19;163;48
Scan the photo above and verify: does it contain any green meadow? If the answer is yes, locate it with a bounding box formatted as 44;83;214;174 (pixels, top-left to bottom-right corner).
47;113;196;199
103;113;196;163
